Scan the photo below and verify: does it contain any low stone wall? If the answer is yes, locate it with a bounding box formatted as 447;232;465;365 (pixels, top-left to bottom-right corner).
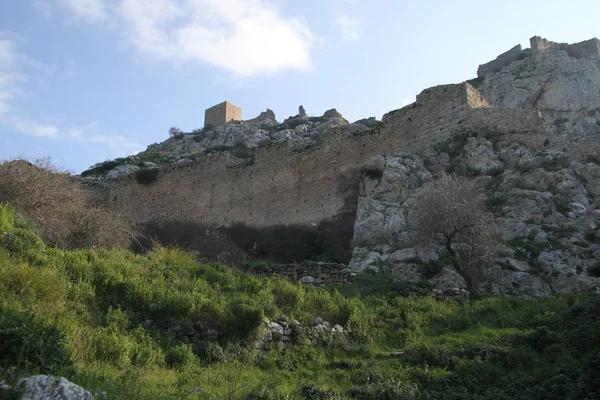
244;261;356;285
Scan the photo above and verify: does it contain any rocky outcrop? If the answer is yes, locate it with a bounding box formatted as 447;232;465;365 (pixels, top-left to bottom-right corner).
12;375;96;400
258;316;347;349
246;109;278;126
477;36;600;136
85;107;354;178
349;133;600;297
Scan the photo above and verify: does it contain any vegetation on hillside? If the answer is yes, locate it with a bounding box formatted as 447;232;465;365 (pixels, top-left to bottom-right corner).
0;159;133;250
1;203;600;399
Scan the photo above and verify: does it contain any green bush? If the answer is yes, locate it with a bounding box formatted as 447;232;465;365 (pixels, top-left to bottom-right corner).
165;344;196;367
0;304;73;374
135;168;159;184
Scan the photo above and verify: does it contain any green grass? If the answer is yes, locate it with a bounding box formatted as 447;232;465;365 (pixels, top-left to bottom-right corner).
1;203;600;399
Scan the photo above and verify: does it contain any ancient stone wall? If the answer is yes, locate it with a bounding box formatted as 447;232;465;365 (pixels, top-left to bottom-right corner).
244;261;356;285
477;45;524;78
204;101;242;128
100;83;548;240
530;36;600;60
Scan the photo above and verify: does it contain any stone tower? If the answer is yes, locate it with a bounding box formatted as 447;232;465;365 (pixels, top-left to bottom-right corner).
204;101;242;128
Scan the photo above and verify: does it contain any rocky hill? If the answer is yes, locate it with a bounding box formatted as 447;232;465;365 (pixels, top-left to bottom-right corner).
82;35;600;298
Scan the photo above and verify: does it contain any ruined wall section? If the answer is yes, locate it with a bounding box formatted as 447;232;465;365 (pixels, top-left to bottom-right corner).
102;83;548;230
381;83;548;154
531;36;600;60
477;45;525;78
244;261;356;286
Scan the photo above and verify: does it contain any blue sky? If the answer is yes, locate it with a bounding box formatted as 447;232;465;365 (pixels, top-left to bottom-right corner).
0;0;598;173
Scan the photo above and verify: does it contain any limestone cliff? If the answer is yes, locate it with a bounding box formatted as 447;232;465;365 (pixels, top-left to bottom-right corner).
349;35;600;297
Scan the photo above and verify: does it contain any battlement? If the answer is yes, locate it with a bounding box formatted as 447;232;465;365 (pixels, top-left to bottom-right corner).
204;101;242;128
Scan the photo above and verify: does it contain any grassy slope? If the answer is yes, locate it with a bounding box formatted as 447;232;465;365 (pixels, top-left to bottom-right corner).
0;203;599;399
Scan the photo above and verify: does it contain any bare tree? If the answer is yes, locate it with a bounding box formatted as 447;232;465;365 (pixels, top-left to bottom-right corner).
168;127;182;138
413;174;498;296
0;158;133;249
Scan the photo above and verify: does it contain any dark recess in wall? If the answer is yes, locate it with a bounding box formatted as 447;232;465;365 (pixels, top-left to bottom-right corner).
134;213;356;265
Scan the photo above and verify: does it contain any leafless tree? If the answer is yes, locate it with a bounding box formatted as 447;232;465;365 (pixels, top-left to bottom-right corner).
168;126;182;138
0;158;133;249
413;174;498;296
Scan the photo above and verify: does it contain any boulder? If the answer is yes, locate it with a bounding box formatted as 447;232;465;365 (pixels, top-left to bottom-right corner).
105;164;139;180
16;375;95;400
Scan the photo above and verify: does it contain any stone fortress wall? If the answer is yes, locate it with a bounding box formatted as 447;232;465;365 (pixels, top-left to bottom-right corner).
477;45;525;78
204;101;242;128
477;36;600;79
530;36;600;59
102;82;549;230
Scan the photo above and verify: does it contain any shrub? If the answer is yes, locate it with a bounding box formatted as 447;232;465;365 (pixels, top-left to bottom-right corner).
0;305;73;374
0;158;133;249
135;168;159;185
168;127;182;138
165;344;196;368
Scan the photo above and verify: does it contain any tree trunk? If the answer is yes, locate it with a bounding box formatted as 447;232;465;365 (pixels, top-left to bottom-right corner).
446;234;477;298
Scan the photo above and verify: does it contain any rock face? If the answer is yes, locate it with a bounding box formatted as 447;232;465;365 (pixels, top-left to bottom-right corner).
16;375;95;400
477;36;600;130
349;134;600;297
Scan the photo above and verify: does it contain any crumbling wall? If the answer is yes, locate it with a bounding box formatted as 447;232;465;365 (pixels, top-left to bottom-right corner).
530;36;600;60
244;261;356;285
477;45;525;78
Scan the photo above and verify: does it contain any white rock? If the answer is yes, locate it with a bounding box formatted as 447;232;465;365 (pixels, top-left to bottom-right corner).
17;375;95;400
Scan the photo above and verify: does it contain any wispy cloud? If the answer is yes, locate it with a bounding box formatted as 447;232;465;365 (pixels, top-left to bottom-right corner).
38;0;318;77
57;0;109;22
0;34;142;155
336;15;359;40
32;0;55;17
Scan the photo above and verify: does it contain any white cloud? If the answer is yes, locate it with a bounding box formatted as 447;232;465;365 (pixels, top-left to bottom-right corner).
36;0;318;77
0;38;23;116
0;35;142;155
85;133;144;156
336;15;359;40
32;0;55;17
5;117;60;137
119;0;317;76
57;0;109;22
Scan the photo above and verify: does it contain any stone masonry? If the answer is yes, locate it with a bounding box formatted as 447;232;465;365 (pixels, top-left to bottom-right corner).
100;82;548;230
244;261;356;286
204;101;242;128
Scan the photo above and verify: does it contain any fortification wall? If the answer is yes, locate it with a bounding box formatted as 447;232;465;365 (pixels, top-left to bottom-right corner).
102;83;549;234
530;36;600;60
477;45;524;78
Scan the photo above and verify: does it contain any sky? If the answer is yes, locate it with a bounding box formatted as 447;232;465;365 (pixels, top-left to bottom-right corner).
0;0;598;173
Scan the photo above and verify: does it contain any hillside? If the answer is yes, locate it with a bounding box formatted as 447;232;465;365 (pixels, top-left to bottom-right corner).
2;204;600;399
77;35;600;298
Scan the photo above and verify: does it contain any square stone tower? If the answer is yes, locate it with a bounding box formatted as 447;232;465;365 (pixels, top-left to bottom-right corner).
204;101;242;128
